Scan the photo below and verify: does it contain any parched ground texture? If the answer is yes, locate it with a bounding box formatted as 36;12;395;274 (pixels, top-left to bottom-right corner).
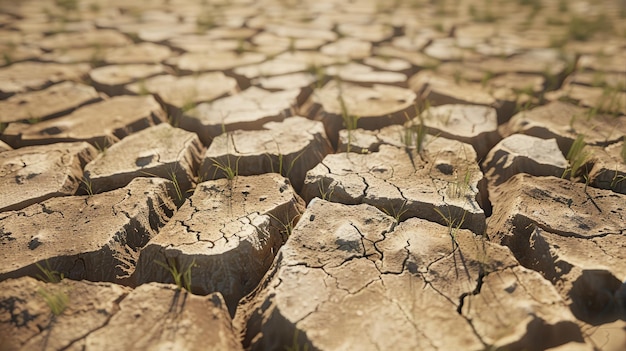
0;0;625;350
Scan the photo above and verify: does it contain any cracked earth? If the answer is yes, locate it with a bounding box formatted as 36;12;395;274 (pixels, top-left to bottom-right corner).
0;0;625;350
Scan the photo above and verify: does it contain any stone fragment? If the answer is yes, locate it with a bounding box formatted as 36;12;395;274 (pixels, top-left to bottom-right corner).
588;141;626;195
180;87;300;145
89;64;170;96
126;72;238;117
0;277;130;351
0;277;242;351
1;95;166;148
83;285;243;350
0;178;178;283
418;104;500;159
0;81;101;123
488;174;626;325
84;124;204;194
200;117;332;191
236;199;583;351
0;62;91;98
302;141;487;233
166;51;266;73
135;174;304;313
483;135;568;186
37;30;132;50
303;80;416;144
502;101;626;154
0;142;97;212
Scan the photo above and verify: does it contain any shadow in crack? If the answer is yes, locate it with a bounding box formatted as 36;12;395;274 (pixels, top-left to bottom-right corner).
569;270;626;326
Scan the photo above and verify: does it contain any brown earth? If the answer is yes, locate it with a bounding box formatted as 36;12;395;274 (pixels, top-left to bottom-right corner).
0;0;625;350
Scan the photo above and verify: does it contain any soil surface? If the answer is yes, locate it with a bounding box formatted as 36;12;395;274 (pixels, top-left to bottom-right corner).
0;0;625;350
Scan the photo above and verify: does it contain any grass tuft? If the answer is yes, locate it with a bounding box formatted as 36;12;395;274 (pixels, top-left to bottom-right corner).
35;261;69;316
433;207;467;250
567;14;613;41
448;168;473;199
38;288;69;316
620;135;626;164
155;258;196;292
210;156;240;180
80;176;94;196
562;134;592;180
317;179;335;201
337;82;359;153
383;200;409;223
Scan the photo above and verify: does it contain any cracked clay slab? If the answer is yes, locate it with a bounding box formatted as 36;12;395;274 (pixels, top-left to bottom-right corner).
0;178;179;284
501;101;626;155
1;95;167;149
83;123;205;195
125;72;239;117
418;104;500;160
302;80;417;144
482;134;568;187
487;174;626;326
488;173;625;246
134;173;305;314
0;142;98;212
588;141;626;195
199;116;333;192
0;81;102;124
235;199;584;351
302;139;487;234
82;284;242;351
0;62;91;98
0;276;130;351
180;86;300;145
0;277;242;351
